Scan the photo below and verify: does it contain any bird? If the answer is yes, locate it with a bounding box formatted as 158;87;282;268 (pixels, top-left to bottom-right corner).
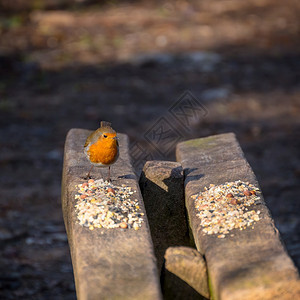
84;121;119;181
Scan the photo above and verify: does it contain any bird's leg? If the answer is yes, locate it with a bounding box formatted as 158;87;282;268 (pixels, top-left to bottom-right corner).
85;165;94;179
107;166;111;182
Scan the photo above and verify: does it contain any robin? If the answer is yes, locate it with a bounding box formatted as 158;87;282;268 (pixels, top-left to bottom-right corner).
84;121;119;181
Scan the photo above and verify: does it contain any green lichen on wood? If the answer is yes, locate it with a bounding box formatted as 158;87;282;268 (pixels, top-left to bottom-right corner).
182;136;217;148
179;134;234;150
207;271;216;300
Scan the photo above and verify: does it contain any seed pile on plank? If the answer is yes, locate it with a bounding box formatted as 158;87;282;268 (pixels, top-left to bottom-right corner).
193;180;261;238
75;179;144;231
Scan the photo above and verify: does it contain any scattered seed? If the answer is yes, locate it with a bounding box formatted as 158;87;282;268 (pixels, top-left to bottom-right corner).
120;222;128;229
230;198;238;205
107;187;115;194
194;180;262;238
253;215;260;221
75;179;144;230
243;189;251;196
133;222;139;230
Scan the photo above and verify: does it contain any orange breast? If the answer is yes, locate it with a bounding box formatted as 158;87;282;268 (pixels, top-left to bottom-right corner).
87;139;118;165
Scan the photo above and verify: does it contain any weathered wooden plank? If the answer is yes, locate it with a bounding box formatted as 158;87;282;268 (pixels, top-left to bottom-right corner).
62;128;162;300
139;161;190;272
163;246;209;299
176;133;300;300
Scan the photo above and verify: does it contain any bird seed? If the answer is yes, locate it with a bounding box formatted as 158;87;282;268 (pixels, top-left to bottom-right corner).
193;180;262;238
75;179;144;230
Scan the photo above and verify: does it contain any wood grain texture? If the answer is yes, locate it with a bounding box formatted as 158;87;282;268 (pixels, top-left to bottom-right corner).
62;128;162;300
139;160;190;272
164;246;209;299
176;133;300;300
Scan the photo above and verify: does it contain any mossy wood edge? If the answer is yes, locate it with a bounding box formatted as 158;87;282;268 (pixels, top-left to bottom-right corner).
176;132;300;300
61;128;162;300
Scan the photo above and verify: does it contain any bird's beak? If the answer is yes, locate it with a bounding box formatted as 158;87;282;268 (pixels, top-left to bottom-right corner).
113;137;118;140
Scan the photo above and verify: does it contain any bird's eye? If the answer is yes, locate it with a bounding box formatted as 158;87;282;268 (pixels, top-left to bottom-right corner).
103;134;107;138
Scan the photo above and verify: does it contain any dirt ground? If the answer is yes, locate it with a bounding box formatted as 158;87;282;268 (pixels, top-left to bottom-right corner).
0;0;299;299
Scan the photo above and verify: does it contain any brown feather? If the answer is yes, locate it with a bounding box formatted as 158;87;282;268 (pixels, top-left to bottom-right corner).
100;121;111;128
84;122;116;148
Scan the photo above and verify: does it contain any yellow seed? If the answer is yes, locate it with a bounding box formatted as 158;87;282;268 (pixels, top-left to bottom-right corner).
89;225;94;230
119;222;128;229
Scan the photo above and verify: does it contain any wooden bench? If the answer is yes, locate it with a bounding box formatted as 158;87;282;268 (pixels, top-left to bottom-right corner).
176;133;300;299
62;129;299;299
61;129;162;300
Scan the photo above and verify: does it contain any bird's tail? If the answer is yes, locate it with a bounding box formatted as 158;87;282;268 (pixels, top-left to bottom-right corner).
100;121;112;128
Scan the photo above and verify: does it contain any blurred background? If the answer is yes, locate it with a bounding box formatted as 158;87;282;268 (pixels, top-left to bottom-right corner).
0;0;299;298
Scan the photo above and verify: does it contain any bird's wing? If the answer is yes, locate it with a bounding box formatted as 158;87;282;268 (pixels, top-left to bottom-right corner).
84;129;103;148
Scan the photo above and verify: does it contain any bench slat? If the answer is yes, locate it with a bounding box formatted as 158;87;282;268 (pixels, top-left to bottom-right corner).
176;133;300;300
62;128;162;300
